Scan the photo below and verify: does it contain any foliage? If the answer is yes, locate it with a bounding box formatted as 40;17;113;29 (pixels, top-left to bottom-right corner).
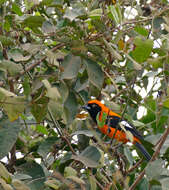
0;0;169;190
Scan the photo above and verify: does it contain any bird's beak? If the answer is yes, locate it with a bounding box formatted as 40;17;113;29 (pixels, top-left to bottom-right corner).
82;105;91;111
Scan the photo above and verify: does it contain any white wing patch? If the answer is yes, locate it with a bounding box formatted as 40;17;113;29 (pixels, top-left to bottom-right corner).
120;120;133;129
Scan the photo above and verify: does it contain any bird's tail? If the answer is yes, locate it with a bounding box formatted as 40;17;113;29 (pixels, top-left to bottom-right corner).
135;142;151;161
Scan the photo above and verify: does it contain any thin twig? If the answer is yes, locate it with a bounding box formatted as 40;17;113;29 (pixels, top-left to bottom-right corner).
126;158;143;174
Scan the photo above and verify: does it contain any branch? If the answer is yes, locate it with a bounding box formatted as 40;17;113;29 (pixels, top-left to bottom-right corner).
129;125;169;190
0;43;65;87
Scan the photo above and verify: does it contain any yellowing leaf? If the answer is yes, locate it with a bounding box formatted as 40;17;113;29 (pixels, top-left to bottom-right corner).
163;98;169;108
42;79;60;101
0;88;26;121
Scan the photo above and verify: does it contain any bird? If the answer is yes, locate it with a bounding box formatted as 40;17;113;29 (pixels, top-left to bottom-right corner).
82;99;151;161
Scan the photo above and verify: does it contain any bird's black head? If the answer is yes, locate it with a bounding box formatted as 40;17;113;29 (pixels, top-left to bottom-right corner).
82;102;101;123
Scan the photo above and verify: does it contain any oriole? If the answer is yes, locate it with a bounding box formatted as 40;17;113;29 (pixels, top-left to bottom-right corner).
82;99;151;161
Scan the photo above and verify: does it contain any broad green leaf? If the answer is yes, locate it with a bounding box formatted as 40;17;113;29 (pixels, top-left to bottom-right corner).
42;21;55;33
72;146;101;168
42;79;60;101
61;54;81;79
64;167;77;177
41;0;54;6
64;3;86;21
16;161;45;190
134;26;149;37
0;35;14;46
85;59;104;89
38;137;59;158
36;125;48;135
160;177;169;190
163;98;169;108
145;159;163;180
64;91;78;124
55;80;68;102
131;37;153;63
151;185;162;190
12;3;23;16
147;57;163;69
21;43;41;55
47;100;63;120
0;117;20;159
124;147;134;166
8;49;31;62
0;60;22;76
23;16;45;28
145;134;169;154
0;88;26;121
2;96;26;121
138;178;149;190
31;95;49;123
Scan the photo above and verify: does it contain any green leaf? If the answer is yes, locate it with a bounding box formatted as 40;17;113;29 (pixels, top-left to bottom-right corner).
109;4;122;25
145;134;169;154
0;60;22;77
160;177;169;190
138;178;149;190
72;146;101;168
23;76;31;97
47;100;63;120
134;26;149;37
145;159;163;180
124;147;134;166
31;95;49;123
85;59;104;89
16;161;46;190
147;57;163;69
64;3;86;21
41;0;54;6
163;98;169;108
23;16;45;28
131;37;153;63
0;117;20;159
64;91;78;124
38;137;59;158
61;54;81;79
0;88;26;121
36;125;48;135
42;79;61;101
8;49;31;62
64;167;77;177
12;3;23;16
0;35;14;46
42;21;55;33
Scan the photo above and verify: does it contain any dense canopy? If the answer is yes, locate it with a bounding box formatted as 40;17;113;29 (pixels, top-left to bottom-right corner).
0;0;169;190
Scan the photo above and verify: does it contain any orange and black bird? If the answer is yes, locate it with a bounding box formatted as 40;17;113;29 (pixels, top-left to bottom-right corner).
82;99;151;161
